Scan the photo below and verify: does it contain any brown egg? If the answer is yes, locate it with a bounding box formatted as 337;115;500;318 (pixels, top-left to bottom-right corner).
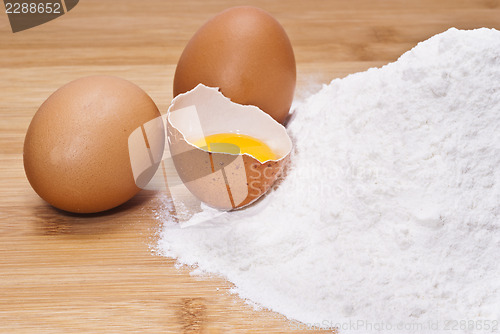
173;6;296;124
23;76;164;213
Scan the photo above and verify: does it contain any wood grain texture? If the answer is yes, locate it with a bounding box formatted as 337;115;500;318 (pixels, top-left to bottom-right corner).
1;0;499;332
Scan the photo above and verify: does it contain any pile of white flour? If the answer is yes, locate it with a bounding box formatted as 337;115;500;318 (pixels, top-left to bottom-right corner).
157;28;500;333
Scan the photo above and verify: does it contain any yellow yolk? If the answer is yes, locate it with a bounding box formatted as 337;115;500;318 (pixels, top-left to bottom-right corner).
192;133;277;163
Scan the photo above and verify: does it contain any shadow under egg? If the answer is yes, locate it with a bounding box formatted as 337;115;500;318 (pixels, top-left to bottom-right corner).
31;189;158;236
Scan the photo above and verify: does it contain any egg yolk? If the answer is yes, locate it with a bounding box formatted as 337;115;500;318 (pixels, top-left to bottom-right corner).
192;133;277;163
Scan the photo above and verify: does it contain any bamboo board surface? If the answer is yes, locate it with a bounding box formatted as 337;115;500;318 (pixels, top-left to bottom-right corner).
1;0;499;332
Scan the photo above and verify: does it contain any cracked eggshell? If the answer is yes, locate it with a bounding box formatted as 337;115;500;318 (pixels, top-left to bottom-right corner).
167;84;292;210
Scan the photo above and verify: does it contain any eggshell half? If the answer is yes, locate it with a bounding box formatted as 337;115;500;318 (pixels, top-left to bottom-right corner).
167;84;292;210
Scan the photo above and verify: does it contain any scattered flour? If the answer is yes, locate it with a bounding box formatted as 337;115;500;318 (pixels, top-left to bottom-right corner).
157;28;500;333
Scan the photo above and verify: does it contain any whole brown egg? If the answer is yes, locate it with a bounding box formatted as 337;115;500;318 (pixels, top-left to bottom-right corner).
173;6;296;124
23;76;164;213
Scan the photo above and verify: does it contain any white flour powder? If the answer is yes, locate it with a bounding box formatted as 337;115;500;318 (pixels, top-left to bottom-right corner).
157;28;500;333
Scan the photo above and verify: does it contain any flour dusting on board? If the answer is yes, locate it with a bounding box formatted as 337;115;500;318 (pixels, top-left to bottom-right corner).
156;28;500;333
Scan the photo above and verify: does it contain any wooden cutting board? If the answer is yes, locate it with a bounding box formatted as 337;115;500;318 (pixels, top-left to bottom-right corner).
1;0;499;332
